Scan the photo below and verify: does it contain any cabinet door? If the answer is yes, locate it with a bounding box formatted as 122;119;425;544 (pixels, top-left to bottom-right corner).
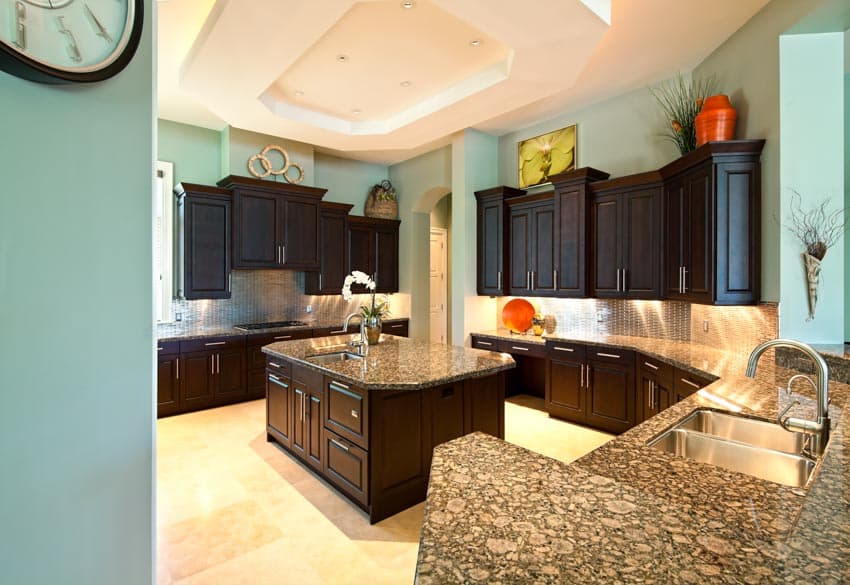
463;375;505;439
531;202;556;295
214;348;245;404
306;394;323;471
715;161;760;304
554;186;587;297
180;352;215;411
307;212;347;294
266;372;292;447
674;368;713;403
291;386;307;458
374;226;399;293
477;198;504;295
508;206;532;294
546;354;586;424
591;195;621;297
233;189;279;268
585;359;635;434
664;179;686;298
183;195;231;300
157;355;180;417
347;225;374;292
280;197;320;269
636;356;673;423
621;188;661;299
683;167;714;303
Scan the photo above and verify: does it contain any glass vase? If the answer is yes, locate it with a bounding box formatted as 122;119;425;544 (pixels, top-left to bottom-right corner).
364;316;382;345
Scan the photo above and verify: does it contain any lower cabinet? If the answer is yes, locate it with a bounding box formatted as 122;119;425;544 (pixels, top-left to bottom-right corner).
636;354;673;424
266;368;292;448
157;347;181;418
180;346;246;411
674;368;715;403
291;364;324;472
324;430;369;506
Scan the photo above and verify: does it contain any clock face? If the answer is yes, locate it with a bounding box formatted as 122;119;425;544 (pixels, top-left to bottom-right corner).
0;0;142;83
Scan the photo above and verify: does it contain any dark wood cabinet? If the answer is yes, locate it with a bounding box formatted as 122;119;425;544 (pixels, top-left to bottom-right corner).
305;203;353;295
219;175;326;271
346;216;400;293
507;197;557;296
475;187;524;295
214;348;246;403
247;330;312;399
290;364;324;472
550;168;610;297
157;344;181;418
180;351;216;411
674;368;715;403
545;341;586;424
637;355;673;424
590;173;662;299
266;370;292;448
177;336;246;414
324;430;369;507
383;320;409;337
174;183;232;300
662;141;764;304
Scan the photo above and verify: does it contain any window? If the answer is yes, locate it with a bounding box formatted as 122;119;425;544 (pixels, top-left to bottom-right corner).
154;161;174;323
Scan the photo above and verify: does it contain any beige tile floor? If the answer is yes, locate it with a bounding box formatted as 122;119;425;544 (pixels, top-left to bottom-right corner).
156;395;613;584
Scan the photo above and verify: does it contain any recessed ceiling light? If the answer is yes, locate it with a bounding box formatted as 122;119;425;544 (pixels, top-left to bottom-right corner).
336;54;349;63
470;39;481;47
294;90;304;97
401;1;415;8
351;109;361;115
400;80;412;87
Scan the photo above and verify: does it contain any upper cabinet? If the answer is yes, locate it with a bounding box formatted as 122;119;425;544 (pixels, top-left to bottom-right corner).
346;216;400;294
218;175;326;271
661;140;764;305
175;183;232;300
589;172;663;299
507;197;557;296
305;202;354;295
475;186;524;296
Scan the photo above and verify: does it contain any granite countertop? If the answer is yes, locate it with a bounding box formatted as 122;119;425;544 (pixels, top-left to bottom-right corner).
262;335;515;391
416;331;850;584
156;316;410;342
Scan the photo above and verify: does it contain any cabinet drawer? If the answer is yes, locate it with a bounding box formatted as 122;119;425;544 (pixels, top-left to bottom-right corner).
499;339;546;359
384;320;409;337
323;430;369;507
587;346;634;365
674;368;715;401
324;378;368;450
639;355;674;380
312;326;348;338
157;340;180;356
546;341;586;359
266;357;291;378
180;335;244;354
248;329;313;346
471;336;499;351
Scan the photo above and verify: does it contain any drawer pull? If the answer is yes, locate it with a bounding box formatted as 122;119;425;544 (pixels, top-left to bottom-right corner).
205;341;226;346
681;378;701;389
511;346;530;352
157;346;163;351
597;352;620;359
330;330;346;334
268;375;288;389
331;383;361;400
553;347;574;353
331;380;350;390
269;362;281;368
351;409;359;419
330;438;350;452
274;335;292;340
476;341;493;347
391;324;403;329
643;361;659;371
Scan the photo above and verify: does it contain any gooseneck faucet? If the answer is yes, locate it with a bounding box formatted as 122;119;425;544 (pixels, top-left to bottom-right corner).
343;312;368;354
745;338;830;455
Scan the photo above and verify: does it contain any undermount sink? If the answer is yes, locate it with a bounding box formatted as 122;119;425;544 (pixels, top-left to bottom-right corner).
307;351;364;365
647;409;817;488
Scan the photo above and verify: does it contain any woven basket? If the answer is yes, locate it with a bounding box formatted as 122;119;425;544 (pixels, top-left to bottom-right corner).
365;193;398;219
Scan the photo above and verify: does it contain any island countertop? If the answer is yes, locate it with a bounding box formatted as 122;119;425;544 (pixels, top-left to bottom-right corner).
262;334;516;390
416;332;850;584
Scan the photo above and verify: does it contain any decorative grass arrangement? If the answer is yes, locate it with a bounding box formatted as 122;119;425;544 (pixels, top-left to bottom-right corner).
649;74;717;155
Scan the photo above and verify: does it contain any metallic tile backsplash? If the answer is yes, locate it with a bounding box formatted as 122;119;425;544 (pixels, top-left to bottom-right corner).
170;270;406;327
496;297;778;352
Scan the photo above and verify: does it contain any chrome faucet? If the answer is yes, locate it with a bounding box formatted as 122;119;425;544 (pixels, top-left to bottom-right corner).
343;312;368;355
745;339;830;455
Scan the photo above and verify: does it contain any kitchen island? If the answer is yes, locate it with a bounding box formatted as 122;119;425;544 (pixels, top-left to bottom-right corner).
416;333;850;583
262;334;515;523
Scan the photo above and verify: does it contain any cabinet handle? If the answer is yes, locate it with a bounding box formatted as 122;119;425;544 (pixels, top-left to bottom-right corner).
331;380;350;390
277;245;281;264
210;356;215;375
477;340;493;347
296;390;304;421
531;271;535;290
497;271;502;290
228;273;232;293
268;375;288;389
682;267;687;293
681;378;701;389
526;271;530;289
643;361;659;371
269;362;281;368
175;358;179;380
157;346;163;351
391;324;403;329
205;341;226;346
350;409;359;419
553;346;574;352
616;268;621;292
319;273;323;290
274;335;292;341
282;245;286;265
597;352;621;359
678;266;683;294
330;438;350;452
622;268;627;292
216;354;220;374
580;364;585;388
648;380;653;411
329;330;346;335
269;373;280;381
510;346;530;352
553;269;558;287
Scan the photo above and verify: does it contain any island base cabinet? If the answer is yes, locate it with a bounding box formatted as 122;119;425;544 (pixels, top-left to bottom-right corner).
324;431;369;507
266;371;292;448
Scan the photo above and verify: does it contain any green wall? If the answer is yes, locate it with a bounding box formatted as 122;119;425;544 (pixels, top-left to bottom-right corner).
0;2;154;583
225;127;315;185
314;152;389;215
158;119;222;185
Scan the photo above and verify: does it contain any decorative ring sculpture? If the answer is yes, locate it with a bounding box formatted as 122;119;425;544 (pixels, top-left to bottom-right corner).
247;144;303;184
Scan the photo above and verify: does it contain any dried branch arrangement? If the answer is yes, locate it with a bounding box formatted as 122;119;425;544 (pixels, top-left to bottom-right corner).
785;190;847;260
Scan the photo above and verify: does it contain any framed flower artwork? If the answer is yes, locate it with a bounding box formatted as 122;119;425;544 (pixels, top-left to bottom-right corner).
517;125;577;188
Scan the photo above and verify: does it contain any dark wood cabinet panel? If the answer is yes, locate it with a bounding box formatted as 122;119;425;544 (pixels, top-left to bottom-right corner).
324;430;369;506
684;167;713;303
636;355;674;424
291;386;307;458
305;203;353;295
325;379;368;450
591;196;620;296
214;348;245;403
157;354;180;417
475;186;525;296
674;368;715;403
266;372;292;448
280;197;320;269
306;394;323;471
430;384;465;447
231;189;279;269
289;365;324;471
375;226;399;293
586;358;635;434
384;320;409;337
180;352;216;411
507;198;556;296
346;216;401;294
532;204;556;293
664;178;686;298
509;205;532;294
176;184;232;300
546;354;585;424
463;375;505;438
347;224;373;291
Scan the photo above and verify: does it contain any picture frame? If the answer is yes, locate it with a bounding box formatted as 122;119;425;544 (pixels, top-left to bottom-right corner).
517;124;577;189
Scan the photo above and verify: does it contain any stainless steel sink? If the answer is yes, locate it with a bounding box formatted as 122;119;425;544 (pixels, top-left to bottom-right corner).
647;409;817;488
672;409;808;454
307;351;364;364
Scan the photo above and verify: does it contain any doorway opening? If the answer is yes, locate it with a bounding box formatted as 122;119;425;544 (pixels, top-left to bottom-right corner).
430;227;448;343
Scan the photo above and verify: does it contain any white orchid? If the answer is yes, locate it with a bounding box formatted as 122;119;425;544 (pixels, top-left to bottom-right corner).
341;270;376;301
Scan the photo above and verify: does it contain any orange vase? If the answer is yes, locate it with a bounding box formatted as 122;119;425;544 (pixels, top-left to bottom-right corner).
695;94;737;146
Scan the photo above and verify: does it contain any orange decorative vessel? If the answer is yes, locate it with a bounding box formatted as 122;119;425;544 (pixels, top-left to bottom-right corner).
695;94;737;146
502;299;535;333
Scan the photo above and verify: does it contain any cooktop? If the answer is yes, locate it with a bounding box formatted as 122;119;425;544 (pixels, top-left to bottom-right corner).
233;320;308;331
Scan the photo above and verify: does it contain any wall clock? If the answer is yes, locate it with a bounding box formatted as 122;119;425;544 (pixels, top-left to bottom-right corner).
0;0;143;84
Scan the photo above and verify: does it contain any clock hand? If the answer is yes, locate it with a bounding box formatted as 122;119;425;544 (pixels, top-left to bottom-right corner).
84;3;111;43
56;16;81;63
14;1;27;49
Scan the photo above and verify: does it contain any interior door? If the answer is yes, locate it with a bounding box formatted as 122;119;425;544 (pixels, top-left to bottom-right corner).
429;228;448;344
